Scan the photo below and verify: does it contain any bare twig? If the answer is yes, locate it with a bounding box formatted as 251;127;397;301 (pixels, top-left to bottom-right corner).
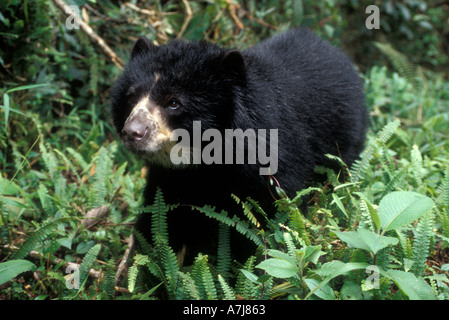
177;0;193;39
51;0;124;70
124;2;157;16
115;234;135;284
226;0;244;32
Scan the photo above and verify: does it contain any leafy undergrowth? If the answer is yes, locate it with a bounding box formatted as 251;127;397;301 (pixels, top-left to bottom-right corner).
1;0;449;300
2;66;449;300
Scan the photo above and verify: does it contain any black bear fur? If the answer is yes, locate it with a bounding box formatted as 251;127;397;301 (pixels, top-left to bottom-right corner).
110;28;367;262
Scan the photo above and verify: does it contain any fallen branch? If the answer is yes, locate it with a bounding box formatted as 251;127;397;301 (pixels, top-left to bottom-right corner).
115;234;135;284
177;0;193;39
51;0;124;70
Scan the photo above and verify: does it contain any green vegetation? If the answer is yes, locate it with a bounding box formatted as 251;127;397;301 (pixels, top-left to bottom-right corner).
1;0;448;300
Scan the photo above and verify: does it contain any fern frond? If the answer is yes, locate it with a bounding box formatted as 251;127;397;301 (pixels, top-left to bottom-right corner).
288;207;311;245
218;274;236;300
232;194;261;227
195;205;235;227
133;230;153;256
283;232;296;258
178;271;201;300
395;230;414;261
79;243;102;287
39;140;59;179
438;208;449;247
235;256;257;298
379;167;408;198
37;183;55;215
436;166;449;208
350;144;375;184
350;119;401;183
155;237;180;298
194;205;263;247
12;217;76;259
191;254;217;300
380;143;395;180
234;217;264;247
246;197;269;222
376;118;401;144
89;146;113;208
66;147;90;173
54;148;82;182
217;224;231;281
411;145;424;189
102;258;116;299
148;187;170;245
411;211;434;276
374;42;422;91
128;254;150;293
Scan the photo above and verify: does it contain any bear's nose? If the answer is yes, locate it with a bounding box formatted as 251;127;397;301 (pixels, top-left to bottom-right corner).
122;120;148;142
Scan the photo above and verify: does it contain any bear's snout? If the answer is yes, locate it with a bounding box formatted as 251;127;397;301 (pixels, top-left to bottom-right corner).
122;117;148;143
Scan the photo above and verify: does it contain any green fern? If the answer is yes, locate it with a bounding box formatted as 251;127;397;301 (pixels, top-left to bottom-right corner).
379;166;408;199
217;224;231;281
195;205;263;247
283;232;296;258
88;145;114;208
374;42;422;91
438;209;449;247
396;230;414;262
54;148;82;182
218;274;236;300
191;254;217;300
66;147;90;173
155;237;180;298
100;258;116;299
231;194;261;227
411;145;424;188
350;119;401;183
128;254;150;293
411;211;434;276
78;243;102;288
178;271;201;300
37;183;55;216
436;166;449;208
288;206;311;246
133;231;153;256
12;217;76;259
195;205;235;227
148;187;170;245
235;256;257;299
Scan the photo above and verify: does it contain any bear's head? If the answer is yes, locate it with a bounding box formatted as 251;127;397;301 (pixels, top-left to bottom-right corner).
110;37;246;166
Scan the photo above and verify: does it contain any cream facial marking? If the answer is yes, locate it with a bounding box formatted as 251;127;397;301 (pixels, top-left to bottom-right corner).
123;95;174;158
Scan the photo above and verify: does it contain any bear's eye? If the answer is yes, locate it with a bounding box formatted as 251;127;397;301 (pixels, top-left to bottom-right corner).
167;99;182;110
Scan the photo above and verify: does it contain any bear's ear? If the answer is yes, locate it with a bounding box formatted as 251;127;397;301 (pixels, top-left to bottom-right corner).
222;50;246;82
131;37;155;60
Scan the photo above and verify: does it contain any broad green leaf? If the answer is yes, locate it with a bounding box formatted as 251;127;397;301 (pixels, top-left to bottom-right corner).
0;177;21;196
0;260;36;285
379;191;434;232
240;269;259;284
301;245;324;265
305;261;369;300
334;228;399;255
266;249;295;263
383;270;435;300
256;258;297;278
304;278;335;300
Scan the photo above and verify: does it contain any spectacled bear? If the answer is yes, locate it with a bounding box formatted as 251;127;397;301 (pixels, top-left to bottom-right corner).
110;28;367;263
